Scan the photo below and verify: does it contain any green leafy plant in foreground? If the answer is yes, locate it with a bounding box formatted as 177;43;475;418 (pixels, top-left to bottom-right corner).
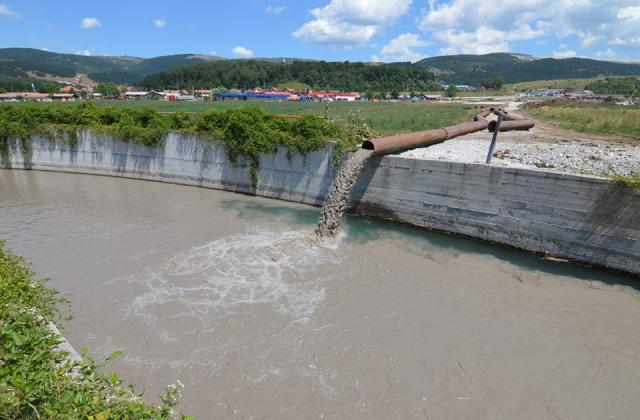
0;241;190;419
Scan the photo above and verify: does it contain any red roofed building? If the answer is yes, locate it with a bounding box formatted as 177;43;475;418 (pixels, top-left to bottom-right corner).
308;91;360;101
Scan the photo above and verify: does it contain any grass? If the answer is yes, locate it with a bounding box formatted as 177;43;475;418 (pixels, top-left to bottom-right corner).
522;103;640;139
506;78;600;91
92;100;475;136
613;173;640;192
0;241;190;419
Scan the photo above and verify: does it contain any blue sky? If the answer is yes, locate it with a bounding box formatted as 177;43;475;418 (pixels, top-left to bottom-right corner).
1;1;639;61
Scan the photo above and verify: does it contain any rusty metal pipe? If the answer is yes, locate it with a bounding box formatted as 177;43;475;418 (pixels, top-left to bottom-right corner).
362;128;447;155
474;109;491;121
488;119;535;132
362;119;489;156
443;119;489;138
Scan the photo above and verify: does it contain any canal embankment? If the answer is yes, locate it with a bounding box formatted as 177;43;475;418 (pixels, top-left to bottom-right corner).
2;131;639;275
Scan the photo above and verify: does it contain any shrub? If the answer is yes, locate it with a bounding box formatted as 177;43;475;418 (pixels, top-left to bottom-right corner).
0;103;354;182
0;241;190;419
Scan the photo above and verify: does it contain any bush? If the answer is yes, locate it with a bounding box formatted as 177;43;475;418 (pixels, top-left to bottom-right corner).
0;241;190;419
0;103;354;184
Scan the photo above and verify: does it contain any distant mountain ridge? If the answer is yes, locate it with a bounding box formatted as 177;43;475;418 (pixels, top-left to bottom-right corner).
1;48;639;87
412;53;640;84
0;48;225;84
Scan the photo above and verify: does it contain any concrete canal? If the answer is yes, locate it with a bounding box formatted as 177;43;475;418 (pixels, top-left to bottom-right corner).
1;169;640;419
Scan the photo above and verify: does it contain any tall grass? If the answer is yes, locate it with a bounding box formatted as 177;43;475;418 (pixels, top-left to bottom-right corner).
507;78;599;91
524;104;640;138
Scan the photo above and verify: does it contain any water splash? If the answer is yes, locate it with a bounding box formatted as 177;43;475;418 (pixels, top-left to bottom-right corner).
315;149;373;238
129;230;337;326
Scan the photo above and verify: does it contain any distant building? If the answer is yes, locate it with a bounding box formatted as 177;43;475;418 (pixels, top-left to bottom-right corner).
0;92;51;102
307;91;360;101
193;89;212;98
59;86;77;93
163;90;188;100
123;91;165;100
51;93;78;102
124;91;150;100
335;93;359;101
215;91;294;101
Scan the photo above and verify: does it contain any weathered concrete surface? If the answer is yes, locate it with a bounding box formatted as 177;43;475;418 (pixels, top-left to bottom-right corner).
3;131;336;206
352;157;640;275
3;131;639;275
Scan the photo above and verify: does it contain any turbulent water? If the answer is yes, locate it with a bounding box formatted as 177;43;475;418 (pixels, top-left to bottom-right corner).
315;149;373;238
2;170;640;420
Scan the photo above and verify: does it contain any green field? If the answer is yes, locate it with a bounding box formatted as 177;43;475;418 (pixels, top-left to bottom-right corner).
506;78;599;91
522;103;640;139
94;100;475;136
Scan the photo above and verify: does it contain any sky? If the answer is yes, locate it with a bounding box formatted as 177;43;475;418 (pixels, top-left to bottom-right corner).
1;0;640;62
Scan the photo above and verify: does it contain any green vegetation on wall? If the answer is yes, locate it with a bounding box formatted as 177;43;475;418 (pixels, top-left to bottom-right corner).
0;241;190;418
0;102;366;188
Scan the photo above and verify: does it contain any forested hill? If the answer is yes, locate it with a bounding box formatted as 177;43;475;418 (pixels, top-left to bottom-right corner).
4;48;639;90
413;53;640;85
140;60;437;92
0;48;224;84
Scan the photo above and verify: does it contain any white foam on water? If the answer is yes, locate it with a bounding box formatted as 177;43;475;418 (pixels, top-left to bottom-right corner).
128;229;337;327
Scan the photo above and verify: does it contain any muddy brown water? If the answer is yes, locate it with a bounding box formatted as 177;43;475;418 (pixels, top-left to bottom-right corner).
1;170;640;419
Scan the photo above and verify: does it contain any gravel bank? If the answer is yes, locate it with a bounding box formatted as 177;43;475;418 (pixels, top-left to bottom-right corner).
397;103;640;177
398;137;640;177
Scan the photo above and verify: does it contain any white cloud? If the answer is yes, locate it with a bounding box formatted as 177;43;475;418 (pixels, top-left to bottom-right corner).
433;27;512;55
419;0;640;54
232;46;254;58
294;0;412;45
154;18;167;29
266;5;285;14
372;33;428;62
209;50;217;56
0;3;21;18
595;48;616;59
75;49;92;56
552;49;577;58
80;17;101;29
618;6;640;22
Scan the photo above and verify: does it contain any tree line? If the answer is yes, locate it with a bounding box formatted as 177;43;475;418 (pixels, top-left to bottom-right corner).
140;60;437;92
586;77;640;95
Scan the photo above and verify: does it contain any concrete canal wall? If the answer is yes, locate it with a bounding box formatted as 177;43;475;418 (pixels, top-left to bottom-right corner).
3;131;639;275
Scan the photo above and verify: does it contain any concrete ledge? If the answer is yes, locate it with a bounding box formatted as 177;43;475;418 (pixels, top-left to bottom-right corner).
3;131;639;276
